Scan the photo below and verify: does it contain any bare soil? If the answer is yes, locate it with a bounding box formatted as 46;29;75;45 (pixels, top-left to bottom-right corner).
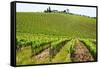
35;48;50;62
71;40;94;62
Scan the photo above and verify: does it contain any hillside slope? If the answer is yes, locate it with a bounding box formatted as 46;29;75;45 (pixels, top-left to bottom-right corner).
16;12;96;39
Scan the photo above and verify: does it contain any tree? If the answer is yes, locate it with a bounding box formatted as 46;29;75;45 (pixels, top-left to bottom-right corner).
63;10;66;13
44;9;48;12
48;6;51;12
66;9;69;13
47;8;49;12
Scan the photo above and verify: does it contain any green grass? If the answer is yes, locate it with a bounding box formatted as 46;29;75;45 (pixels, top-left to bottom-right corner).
16;46;50;65
16;46;36;65
16;12;96;39
52;39;76;63
16;12;96;65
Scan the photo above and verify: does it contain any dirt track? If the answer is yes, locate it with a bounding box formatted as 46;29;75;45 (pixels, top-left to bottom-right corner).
35;48;50;63
71;40;94;62
35;48;50;60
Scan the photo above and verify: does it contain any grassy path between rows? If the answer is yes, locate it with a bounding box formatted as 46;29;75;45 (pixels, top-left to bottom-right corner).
16;39;95;65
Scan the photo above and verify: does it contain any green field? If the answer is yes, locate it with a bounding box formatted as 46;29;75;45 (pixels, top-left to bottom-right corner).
16;12;96;65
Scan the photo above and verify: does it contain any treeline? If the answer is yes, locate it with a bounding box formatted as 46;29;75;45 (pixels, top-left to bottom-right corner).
44;6;69;13
69;13;96;19
43;6;96;19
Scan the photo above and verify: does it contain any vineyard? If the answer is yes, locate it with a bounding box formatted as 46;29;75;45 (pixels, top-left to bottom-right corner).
16;12;96;65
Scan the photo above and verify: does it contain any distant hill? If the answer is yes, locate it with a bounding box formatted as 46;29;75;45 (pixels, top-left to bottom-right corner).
16;12;96;39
